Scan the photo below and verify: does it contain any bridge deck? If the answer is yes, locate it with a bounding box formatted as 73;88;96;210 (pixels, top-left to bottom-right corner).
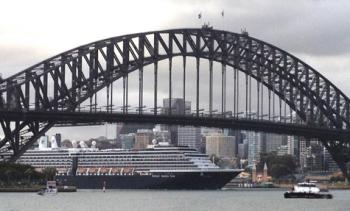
1;110;349;141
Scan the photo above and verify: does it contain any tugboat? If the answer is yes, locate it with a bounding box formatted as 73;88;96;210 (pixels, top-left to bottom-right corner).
284;182;332;199
37;181;58;196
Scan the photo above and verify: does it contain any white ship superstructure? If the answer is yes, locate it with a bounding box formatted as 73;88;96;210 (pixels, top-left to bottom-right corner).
1;143;242;189
3;144;224;175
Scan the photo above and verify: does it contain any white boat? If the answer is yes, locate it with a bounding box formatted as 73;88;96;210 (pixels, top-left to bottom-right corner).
284;182;332;199
293;182;320;193
38;181;58;195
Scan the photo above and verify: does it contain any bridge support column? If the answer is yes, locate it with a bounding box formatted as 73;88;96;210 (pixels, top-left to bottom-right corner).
183;56;186;115
209;60;213;116
233;68;238;117
0;120;55;162
154;62;158;115
322;139;350;184
8;121;55;163
169;58;172;116
333;158;350;184
139;66;143;115
196;58;200;117
123;75;128;114
221;64;226;116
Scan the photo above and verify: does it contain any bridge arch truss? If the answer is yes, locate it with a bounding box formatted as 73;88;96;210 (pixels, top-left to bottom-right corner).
0;28;349;179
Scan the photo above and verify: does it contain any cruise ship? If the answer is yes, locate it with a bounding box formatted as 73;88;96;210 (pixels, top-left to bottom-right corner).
6;143;242;189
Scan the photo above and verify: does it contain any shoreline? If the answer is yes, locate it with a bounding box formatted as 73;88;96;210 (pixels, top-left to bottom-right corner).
223;187;350;191
0;186;76;192
224;183;350;190
1;187;348;192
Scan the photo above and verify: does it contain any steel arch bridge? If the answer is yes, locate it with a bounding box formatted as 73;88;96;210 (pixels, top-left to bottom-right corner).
0;28;349;179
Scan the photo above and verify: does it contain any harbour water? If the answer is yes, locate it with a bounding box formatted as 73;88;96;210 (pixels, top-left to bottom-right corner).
1;189;350;211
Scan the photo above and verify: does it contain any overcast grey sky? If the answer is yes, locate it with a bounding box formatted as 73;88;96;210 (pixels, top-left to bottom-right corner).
1;0;350;141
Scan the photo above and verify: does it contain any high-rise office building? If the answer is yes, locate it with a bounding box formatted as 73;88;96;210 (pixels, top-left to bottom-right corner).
162;98;191;115
305;140;324;171
228;129;244;155
277;145;289;156
162;98;191;145
299;137;308;170
301;140;339;173
153;125;171;142
245;131;264;165
134;129;153;149
117;123;154;135
238;139;248;159
265;133;285;153
287;135;299;157
121;133;135;149
177;126;201;150
205;133;236;158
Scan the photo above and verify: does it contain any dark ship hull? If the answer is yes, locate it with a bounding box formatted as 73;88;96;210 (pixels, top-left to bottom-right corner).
57;170;240;189
284;192;333;199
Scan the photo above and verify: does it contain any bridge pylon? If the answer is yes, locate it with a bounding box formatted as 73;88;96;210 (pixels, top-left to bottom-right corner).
321;139;350;184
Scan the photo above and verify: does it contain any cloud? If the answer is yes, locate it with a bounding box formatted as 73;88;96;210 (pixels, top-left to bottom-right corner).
176;0;350;56
0;45;51;78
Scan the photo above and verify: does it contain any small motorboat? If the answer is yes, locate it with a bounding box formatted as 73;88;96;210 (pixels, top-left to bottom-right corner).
37;181;58;196
284;182;332;199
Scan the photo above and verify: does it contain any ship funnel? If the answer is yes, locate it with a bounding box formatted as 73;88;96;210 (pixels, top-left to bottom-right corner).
51;135;58;149
38;136;48;150
72;140;78;148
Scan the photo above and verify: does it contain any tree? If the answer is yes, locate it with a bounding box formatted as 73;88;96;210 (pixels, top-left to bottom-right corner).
0;163;43;186
42;167;57;181
258;152;296;179
4;169;12;185
61;139;73;148
24;168;35;185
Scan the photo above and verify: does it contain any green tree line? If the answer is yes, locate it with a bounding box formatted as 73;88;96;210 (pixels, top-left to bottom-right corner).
257;152;297;179
0;163;56;187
